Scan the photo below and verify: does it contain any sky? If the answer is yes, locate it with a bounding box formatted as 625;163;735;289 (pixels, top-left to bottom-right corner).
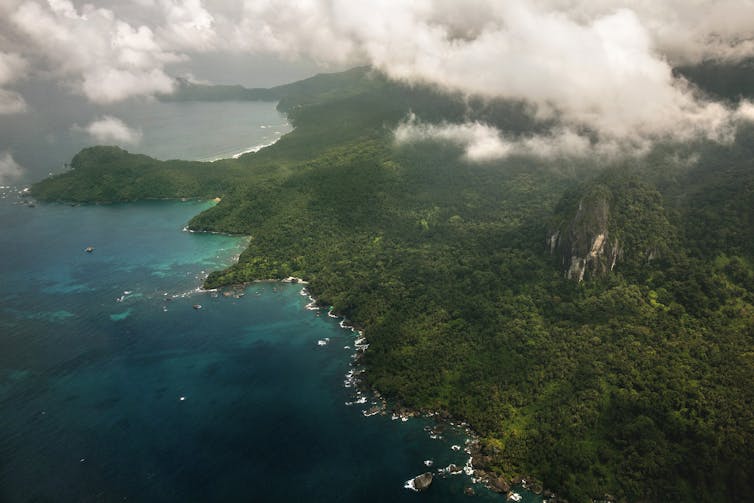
3;0;754;180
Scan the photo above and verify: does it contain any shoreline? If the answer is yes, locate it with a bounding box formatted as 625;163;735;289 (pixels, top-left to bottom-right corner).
205;129;288;163
200;273;548;501
260;277;531;499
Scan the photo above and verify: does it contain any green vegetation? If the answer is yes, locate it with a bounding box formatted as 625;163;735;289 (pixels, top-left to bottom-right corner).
32;67;754;502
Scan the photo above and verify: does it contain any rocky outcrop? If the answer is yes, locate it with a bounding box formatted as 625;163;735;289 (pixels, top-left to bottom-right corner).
548;176;673;281
413;472;433;491
488;475;510;493
549;184;620;282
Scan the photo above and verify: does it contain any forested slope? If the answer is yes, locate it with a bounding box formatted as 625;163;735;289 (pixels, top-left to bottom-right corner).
31;67;754;502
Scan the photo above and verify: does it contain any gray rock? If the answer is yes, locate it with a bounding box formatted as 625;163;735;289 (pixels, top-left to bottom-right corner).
413;472;433;491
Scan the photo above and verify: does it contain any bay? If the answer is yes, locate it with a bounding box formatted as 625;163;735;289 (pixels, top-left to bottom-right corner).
0;81;290;184
0;98;540;502
0;197;498;502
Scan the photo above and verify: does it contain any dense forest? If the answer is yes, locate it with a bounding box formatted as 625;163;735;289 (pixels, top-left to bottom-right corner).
32;67;754;502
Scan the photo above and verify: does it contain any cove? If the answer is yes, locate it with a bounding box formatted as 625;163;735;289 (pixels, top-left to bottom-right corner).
0;196;540;502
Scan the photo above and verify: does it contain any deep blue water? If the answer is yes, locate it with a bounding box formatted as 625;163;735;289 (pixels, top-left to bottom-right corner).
0;195;542;502
0;95;541;502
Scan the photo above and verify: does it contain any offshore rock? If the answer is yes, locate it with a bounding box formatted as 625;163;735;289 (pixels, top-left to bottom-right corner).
413;472;433;491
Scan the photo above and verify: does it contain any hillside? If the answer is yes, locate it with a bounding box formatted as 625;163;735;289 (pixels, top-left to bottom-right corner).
31;67;754;502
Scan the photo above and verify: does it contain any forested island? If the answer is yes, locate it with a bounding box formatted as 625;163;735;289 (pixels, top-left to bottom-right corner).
32;66;754;502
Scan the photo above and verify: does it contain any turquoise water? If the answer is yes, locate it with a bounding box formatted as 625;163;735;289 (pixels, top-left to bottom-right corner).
0;94;542;501
0;195;543;502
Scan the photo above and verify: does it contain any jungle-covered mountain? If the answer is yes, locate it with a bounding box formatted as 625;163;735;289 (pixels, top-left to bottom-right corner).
32;65;754;502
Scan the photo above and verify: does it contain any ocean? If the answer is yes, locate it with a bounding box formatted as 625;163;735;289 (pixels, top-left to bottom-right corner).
0;100;538;502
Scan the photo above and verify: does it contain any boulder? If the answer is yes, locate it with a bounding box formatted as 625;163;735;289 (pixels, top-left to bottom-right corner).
489;476;510;493
413;472;433;491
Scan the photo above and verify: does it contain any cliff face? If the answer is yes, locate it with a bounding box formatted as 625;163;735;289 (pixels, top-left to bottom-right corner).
549;177;672;281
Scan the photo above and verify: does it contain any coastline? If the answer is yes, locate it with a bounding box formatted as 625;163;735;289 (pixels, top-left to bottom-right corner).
204;131;288;163
223;276;543;501
292;278;549;502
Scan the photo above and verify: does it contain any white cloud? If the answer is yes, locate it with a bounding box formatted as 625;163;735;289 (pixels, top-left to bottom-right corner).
3;0;754;153
735;101;754;122
396;115;663;162
9;0;178;103
81;116;143;145
156;0;217;51
0;151;25;183
0;51;28;114
223;0;754;149
395;116;511;162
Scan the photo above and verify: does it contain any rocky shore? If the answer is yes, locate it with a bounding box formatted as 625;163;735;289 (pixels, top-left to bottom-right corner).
268;279;565;501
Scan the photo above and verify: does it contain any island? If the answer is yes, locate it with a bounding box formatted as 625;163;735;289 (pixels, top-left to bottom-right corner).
32;66;754;502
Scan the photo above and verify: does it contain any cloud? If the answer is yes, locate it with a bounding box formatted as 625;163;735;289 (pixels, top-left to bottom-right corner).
156;0;217;51
224;0;754;149
8;0;178;103
80;116;142;145
3;0;754;153
0;151;25;183
0;51;28;113
394;111;754;163
395;116;512;162
395;119;603;163
394;115;599;163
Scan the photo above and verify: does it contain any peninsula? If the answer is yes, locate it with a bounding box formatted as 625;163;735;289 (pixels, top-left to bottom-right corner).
32;67;754;502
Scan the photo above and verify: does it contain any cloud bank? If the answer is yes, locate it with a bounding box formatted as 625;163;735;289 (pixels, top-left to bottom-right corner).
7;0;179;103
3;0;754;153
80;116;142;145
395;118;609;162
395;108;754;163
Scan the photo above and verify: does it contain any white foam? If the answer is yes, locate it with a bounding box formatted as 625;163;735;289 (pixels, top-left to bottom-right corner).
404;478;417;492
230;139;279;159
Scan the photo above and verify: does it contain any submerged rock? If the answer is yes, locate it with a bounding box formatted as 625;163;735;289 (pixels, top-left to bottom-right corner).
413;472;433;491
